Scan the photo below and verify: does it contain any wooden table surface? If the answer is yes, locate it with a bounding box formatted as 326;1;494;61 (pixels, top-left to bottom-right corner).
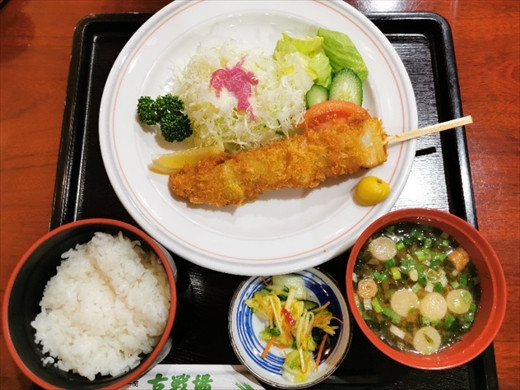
1;1;518;388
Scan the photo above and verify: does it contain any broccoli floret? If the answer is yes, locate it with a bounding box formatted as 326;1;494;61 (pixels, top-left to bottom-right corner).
159;110;192;142
136;96;158;125
154;94;184;115
136;94;192;142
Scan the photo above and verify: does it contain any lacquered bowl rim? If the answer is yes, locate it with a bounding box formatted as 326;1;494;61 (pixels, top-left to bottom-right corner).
345;208;507;370
2;218;178;389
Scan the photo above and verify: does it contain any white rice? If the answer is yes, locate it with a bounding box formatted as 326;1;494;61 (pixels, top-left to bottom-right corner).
31;231;171;380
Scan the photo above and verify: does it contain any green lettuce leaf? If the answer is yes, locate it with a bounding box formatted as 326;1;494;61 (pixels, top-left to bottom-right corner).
317;27;369;82
274;33;332;88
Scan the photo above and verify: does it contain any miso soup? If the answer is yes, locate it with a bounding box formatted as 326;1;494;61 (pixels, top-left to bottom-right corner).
352;222;480;355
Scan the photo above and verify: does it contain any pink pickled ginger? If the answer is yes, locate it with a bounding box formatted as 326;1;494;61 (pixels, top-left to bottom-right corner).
210;58;258;120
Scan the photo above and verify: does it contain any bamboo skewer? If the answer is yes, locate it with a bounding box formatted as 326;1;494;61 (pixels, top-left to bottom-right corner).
387;115;473;145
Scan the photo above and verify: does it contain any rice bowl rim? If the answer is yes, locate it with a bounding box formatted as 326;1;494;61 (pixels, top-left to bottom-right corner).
2;218;178;389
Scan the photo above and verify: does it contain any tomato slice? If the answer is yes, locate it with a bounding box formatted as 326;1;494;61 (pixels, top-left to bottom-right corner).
299;100;371;129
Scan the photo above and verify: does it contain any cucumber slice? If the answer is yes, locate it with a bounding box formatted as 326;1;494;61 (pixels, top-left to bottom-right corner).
303;300;319;311
329;67;363;105
305;84;329;108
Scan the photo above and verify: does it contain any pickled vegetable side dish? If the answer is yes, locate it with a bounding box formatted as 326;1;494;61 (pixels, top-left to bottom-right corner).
352;222;480;355
245;274;340;383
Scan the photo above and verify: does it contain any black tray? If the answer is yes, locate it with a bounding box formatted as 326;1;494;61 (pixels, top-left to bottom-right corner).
50;12;498;389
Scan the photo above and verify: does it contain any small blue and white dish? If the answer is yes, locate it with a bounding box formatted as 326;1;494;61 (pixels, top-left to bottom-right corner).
229;268;352;389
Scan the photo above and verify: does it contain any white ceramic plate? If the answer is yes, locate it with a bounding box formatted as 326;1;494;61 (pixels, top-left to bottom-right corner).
229;268;351;388
99;0;417;275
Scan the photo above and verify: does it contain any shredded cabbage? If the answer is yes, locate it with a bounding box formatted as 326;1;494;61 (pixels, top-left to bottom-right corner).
171;41;313;152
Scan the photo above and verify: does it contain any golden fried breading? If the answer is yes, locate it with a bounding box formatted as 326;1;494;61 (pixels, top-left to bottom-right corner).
169;114;387;207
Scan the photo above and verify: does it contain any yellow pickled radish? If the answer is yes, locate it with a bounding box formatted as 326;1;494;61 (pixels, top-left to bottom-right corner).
354;176;391;206
150;143;225;174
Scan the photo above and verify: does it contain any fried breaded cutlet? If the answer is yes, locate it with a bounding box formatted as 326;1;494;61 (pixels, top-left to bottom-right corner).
168;113;388;207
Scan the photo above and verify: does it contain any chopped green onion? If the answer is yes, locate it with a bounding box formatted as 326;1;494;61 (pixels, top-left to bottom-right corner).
382;307;401;324
411;229;425;240
411;282;422;293
415;250;426;261
371;271;389;282
391;267;402;280
464;312;475;325
396;241;405;250
461;290;471;303
431;319;441;327
436;253;447;262
385;258;396;268
459;275;468;287
444;314;455;328
430;259;440;268
371;297;383;313
434;283;444;292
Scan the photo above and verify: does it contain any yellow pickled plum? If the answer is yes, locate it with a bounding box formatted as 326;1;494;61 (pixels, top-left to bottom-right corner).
354;176;390;206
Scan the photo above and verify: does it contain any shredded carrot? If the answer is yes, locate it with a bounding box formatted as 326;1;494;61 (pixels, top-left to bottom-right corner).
260;276;270;286
315;334;328;369
281;320;293;345
255;294;272;316
311;301;331;312
262;336;276;359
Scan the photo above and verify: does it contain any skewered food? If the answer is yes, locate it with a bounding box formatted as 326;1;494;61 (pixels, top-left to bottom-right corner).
169;103;387;207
